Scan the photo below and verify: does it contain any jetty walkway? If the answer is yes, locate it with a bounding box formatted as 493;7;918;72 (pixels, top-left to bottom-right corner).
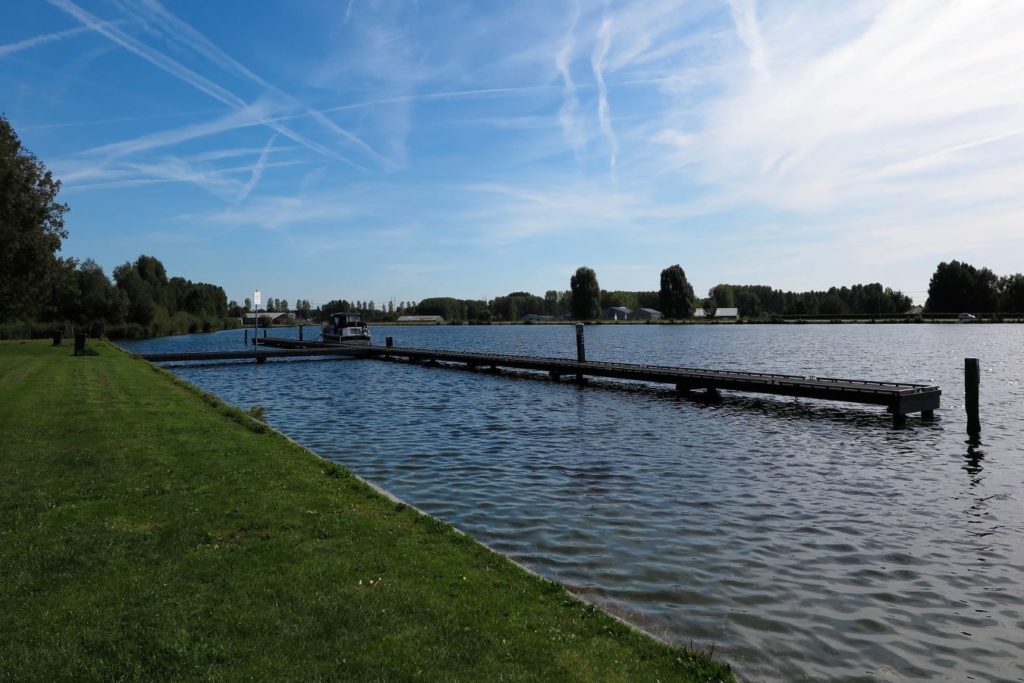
138;338;940;425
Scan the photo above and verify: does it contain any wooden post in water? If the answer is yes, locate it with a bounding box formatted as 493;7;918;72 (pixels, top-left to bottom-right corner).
965;358;981;439
299;325;303;341
263;328;267;339
575;323;585;384
244;329;248;346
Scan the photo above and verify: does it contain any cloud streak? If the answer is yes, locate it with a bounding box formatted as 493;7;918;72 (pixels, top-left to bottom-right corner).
591;15;618;173
234;133;279;204
0;25;92;58
47;0;371;168
555;3;585;154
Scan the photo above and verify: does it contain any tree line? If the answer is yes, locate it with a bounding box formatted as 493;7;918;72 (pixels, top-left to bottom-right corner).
306;258;1023;324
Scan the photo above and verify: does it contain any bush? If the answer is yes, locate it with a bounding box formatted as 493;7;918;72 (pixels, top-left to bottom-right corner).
0;321;59;340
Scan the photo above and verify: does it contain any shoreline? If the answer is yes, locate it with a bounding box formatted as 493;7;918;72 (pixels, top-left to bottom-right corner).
0;339;733;681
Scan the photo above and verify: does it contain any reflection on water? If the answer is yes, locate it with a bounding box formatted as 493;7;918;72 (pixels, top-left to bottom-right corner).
121;324;1024;681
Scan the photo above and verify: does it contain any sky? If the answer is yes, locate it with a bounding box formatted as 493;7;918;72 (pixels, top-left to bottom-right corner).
2;0;1022;307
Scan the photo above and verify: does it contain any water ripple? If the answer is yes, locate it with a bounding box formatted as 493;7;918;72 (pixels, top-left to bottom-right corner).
122;324;1024;682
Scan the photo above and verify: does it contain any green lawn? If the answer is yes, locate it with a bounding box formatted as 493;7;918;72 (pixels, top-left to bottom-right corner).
0;340;733;682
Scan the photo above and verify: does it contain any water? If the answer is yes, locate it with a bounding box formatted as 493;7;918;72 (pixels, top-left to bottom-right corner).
122;324;1024;681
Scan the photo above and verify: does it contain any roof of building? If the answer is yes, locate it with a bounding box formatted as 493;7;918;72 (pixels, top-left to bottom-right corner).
603;306;633;313
636;308;662;314
243;311;291;319
693;307;739;318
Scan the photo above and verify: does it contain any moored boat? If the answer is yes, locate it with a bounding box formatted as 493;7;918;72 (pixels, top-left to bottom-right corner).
320;312;371;345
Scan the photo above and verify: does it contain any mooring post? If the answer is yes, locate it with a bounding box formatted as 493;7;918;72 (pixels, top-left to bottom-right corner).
965;357;981;439
263;328;267;339
386;336;393;349
299;325;303;341
575;323;586;384
244;329;248;346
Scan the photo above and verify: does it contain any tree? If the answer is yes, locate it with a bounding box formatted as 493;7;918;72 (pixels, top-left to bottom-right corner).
280;299;289;312
702;296;717;319
544;290;559;316
926;260;998;313
659;265;694;319
709;284;735;308
998;274;1024;313
75;259;125;324
0;116;69;321
735;290;761;319
569;267;601;319
244;297;251;312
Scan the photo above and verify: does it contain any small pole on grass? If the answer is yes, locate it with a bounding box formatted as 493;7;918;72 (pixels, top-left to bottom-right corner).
965;358;981;440
575;323;585;384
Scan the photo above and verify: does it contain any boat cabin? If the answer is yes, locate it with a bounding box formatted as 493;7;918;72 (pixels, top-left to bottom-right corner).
320;311;371;344
326;312;366;333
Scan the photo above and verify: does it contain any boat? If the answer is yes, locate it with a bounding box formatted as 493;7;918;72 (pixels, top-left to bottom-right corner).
320;311;371;345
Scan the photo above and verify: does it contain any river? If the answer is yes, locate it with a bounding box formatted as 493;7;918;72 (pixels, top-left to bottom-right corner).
121;323;1024;681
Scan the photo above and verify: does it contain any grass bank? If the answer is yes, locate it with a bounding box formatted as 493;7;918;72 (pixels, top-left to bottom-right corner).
0;339;732;682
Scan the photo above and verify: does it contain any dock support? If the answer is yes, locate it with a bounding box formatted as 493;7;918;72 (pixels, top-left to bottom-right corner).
74;332;87;356
263;328;267;338
244;329;248;346
386;336;393;349
575;324;585;384
549;370;560;381
299;325;303;341
965;358;981;440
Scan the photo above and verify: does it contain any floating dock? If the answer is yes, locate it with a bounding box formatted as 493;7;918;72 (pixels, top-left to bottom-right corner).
138;336;941;426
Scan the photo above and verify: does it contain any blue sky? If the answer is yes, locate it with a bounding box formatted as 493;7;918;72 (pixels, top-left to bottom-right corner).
2;0;1022;307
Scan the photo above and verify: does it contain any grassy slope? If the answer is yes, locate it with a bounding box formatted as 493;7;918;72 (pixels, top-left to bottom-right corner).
0;340;733;682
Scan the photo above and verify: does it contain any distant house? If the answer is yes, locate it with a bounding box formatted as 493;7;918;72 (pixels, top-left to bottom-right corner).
633;308;662;320
693;307;739;320
521;314;555;322
242;311;293;325
397;315;445;323
601;306;632;320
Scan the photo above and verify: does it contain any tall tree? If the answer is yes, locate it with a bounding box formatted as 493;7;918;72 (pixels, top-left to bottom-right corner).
998;274;1024;313
0;116;69;321
926;260;999;312
569;267;601;319
702;296;717;319
659;265;695;318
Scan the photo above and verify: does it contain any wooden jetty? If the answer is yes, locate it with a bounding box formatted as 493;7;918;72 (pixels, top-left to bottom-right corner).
138;336;941;425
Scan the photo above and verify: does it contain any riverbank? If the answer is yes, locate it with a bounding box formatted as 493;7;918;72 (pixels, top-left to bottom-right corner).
0;339;732;681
